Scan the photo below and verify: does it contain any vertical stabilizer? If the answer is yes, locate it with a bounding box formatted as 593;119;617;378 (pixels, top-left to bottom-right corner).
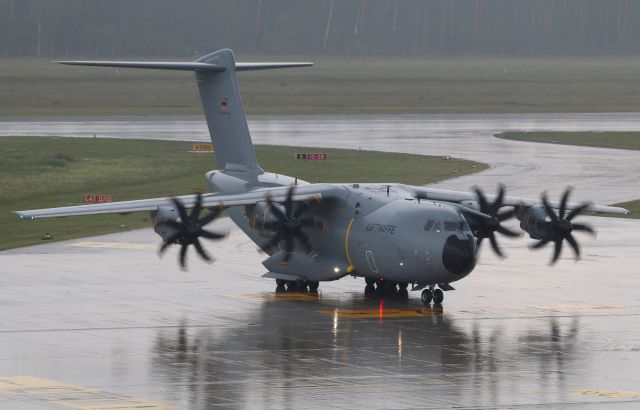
194;49;260;174
55;50;312;175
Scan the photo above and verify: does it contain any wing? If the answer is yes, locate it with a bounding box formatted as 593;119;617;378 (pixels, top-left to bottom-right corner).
15;184;342;219
407;186;630;214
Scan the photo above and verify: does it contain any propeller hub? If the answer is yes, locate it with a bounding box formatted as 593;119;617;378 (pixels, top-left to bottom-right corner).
557;219;572;234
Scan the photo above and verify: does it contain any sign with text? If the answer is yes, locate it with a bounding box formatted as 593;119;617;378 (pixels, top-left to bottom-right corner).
295;153;327;160
192;143;214;152
83;194;114;203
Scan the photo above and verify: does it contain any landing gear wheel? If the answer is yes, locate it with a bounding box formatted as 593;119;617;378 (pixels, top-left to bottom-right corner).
364;284;375;297
365;277;376;286
386;281;398;293
286;280;305;292
398;282;409;290
276;279;287;287
308;281;319;292
433;288;444;304
398;288;409;300
421;289;433;305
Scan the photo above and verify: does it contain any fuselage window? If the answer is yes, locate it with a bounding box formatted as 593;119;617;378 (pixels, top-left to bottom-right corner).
423;220;434;231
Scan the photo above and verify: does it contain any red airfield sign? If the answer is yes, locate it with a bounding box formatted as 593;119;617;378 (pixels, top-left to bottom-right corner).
83;194;114;203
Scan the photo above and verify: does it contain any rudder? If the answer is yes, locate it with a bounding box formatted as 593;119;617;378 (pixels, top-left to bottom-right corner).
194;49;260;174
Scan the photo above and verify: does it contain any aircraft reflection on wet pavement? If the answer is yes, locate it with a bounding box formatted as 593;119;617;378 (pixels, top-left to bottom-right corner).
150;294;582;408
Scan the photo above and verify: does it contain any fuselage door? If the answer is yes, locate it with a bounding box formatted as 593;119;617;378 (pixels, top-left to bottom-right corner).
365;250;379;274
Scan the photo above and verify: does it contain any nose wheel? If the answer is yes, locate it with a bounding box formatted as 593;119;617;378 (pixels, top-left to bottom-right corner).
421;286;444;305
421;289;432;304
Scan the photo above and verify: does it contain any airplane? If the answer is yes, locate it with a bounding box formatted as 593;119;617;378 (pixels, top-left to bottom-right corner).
15;49;629;306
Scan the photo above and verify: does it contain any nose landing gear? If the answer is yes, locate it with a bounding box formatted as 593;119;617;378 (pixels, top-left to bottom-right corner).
421;285;444;305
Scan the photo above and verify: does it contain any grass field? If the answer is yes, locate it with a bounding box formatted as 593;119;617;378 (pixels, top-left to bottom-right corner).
4;56;640;116
0;137;487;250
495;131;640;150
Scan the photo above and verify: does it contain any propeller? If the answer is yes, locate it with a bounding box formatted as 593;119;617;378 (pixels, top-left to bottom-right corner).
262;186;326;263
530;187;595;264
472;185;521;258
158;193;227;270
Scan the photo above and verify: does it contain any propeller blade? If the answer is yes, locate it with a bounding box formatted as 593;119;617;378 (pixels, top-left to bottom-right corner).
565;233;581;260
193;239;212;262
293;201;309;219
541;194;559;223
200;229;226;240
551;239;563;264
284;234;294;255
262;221;283;231
497;209;516;222
489;234;504;258
559;187;572;219
492;185;506;213
531;238;550;249
191;192;203;221
171;198;189;223
572;223;596;236
284;186;295;218
474;187;490;213
299;215;323;228
566;202;592;221
294;229;314;256
199;206;223;226
266;195;286;221
159;231;182;254
496;225;521;238
179;244;188;268
265;231;284;251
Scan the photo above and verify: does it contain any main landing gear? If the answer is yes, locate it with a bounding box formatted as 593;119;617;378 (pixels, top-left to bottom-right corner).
275;279;319;293
421;285;444;305
364;278;409;300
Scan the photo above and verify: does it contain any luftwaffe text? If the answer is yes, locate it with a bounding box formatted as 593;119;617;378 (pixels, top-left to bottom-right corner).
366;223;397;235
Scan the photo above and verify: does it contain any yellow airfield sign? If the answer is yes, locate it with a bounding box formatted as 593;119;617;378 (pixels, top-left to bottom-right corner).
192;143;214;152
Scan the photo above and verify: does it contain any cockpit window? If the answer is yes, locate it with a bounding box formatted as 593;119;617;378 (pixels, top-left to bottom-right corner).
444;221;471;232
423;220;434;231
443;221;458;231
432;221;441;232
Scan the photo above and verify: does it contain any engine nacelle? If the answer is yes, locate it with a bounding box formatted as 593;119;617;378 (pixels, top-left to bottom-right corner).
245;201;285;236
150;205;180;242
515;205;548;239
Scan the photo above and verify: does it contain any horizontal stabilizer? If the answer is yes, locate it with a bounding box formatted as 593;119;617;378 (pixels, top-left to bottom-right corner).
55;60;313;72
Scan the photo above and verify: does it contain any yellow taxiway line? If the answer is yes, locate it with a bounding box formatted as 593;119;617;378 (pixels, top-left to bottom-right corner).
0;376;175;409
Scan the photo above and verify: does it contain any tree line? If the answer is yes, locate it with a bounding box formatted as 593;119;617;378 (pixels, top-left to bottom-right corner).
1;0;639;57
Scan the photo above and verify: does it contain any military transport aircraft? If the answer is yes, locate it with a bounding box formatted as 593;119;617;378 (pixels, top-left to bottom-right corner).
15;49;629;305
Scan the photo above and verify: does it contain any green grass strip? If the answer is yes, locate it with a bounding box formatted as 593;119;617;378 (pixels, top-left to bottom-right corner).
0;137;487;250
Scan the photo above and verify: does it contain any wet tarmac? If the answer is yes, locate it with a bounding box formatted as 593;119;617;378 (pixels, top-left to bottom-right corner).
1;113;640;408
1;214;640;409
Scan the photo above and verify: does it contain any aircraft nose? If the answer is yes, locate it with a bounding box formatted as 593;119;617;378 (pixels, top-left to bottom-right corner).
442;234;476;276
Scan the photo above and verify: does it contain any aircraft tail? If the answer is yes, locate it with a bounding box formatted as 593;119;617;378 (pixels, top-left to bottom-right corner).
57;50;313;175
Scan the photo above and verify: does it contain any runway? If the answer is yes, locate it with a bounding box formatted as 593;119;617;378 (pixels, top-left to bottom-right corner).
1;113;640;408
